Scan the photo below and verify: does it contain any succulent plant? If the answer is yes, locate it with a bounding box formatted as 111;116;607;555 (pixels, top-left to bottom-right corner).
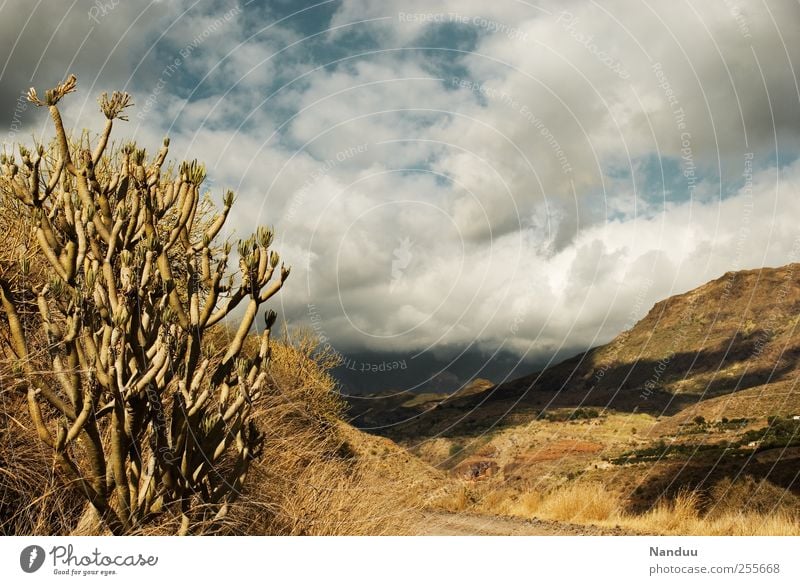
0;75;289;535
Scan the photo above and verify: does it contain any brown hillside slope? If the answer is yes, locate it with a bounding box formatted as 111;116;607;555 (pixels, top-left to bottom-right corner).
374;264;800;439
346;265;800;533
503;263;800;415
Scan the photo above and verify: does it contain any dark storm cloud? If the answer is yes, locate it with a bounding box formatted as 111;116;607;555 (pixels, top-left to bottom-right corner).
0;0;182;140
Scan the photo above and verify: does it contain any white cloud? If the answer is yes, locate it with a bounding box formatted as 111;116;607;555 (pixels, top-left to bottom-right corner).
4;0;800;367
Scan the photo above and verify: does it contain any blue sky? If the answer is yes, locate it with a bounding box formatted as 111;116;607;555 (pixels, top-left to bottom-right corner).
2;0;800;389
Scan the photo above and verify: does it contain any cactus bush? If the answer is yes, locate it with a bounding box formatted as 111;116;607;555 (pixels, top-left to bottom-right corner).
0;75;289;534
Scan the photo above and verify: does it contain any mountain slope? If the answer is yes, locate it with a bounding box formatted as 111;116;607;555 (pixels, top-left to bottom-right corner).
345;264;800;529
356;263;800;438
500;263;800;414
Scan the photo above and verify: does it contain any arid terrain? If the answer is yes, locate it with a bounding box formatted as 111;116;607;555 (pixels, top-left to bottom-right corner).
347;264;800;535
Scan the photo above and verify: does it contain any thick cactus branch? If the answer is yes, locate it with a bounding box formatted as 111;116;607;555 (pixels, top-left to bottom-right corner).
0;279;29;363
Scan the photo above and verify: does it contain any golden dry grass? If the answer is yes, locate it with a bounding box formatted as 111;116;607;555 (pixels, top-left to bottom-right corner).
535;482;621;523
507;491;543;517
0;395;85;535
1;322;419;535
429;483;472;513
469;479;800;535
225;328;418;535
240;456;415;536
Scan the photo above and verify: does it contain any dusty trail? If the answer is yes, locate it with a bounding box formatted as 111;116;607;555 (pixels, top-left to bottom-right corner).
416;511;634;536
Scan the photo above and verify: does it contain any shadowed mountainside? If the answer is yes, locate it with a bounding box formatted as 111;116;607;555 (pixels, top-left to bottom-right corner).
349;263;800;438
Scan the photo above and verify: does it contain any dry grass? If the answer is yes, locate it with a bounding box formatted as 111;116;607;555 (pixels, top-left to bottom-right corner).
0;188;79;535
472;479;800;535
629;487;702;533
507;491;543;517
240;457;415;536
474;486;518;515
0;434;72;535
226;329;415;534
0;392;85;535
705;476;800;519
622;485;800;535
429;483;472;513
501;481;620;523
699;511;800;536
622;479;800;535
1;323;418;535
537;482;620;523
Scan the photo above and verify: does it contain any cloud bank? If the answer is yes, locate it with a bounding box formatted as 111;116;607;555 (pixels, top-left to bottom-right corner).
2;0;799;386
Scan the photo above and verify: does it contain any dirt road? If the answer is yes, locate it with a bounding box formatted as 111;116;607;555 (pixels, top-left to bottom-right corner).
416;511;633;535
